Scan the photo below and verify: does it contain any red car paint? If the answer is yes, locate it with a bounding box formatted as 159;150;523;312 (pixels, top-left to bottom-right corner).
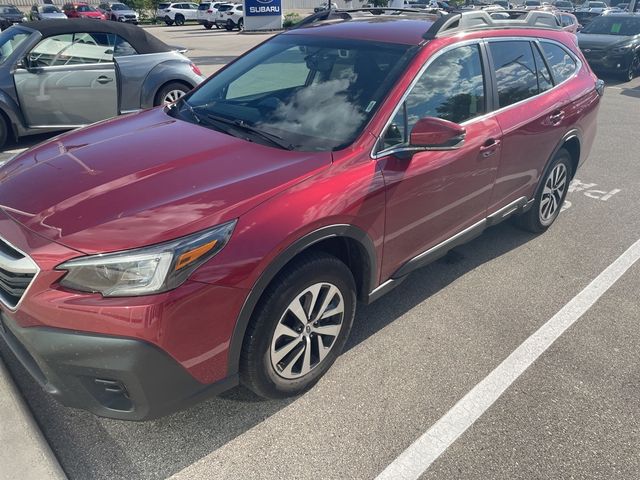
0;16;601;418
63;3;106;19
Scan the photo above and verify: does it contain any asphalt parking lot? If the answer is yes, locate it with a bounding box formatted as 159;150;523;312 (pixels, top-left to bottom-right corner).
1;26;640;480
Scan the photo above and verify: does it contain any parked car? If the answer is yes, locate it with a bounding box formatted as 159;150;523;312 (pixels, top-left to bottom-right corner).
62;3;107;19
574;10;601;27
576;1;608;13
578;14;640;80
557;11;580;32
0;9;602;420
29;4;68;21
214;3;242;30
0;19;204;148
523;0;543;9
313;2;338;13
197;1;223;29
551;0;575;12
98;2;139;24
159;2;199;26
0;4;26;30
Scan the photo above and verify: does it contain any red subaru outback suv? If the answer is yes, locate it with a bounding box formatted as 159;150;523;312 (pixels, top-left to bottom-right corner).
0;10;602;420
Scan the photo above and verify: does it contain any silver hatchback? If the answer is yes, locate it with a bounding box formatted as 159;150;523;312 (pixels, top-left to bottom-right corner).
0;19;204;148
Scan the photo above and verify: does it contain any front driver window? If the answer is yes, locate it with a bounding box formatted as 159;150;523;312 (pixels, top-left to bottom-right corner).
382;44;486;151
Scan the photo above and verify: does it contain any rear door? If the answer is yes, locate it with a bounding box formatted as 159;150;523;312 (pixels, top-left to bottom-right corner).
376;43;503;280
486;39;573;211
13;32;119;127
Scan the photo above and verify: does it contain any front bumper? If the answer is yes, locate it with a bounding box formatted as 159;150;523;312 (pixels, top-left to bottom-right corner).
0;313;237;420
582;51;632;73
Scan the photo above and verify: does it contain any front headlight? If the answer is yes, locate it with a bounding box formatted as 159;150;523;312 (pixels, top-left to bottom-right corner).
57;220;236;297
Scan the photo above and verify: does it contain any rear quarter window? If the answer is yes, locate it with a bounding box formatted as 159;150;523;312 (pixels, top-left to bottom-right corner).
540;42;577;84
490;41;539;108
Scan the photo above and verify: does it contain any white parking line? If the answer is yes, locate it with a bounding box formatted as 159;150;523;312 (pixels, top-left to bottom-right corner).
376;238;640;480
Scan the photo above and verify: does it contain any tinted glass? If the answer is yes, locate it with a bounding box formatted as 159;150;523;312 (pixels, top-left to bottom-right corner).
555;1;572;6
0;6;21;14
111;4;127;10
581;16;640;35
43;5;60;12
490;41;539;108
532;43;553;91
561;15;573;27
182;35;412;151
382;45;485;150
198;3;210;9
541;42;576;84
218;4;233;10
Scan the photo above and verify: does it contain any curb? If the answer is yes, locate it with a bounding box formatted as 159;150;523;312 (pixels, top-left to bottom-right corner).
0;359;67;480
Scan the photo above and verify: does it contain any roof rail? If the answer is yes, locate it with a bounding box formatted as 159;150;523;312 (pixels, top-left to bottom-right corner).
423;10;561;39
292;7;442;30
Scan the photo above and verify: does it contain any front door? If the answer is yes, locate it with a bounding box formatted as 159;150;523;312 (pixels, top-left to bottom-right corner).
13;32;118;127
376;43;502;280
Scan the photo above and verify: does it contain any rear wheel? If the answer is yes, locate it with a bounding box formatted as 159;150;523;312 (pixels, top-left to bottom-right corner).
154;82;190;106
225;19;233;30
515;148;572;233
237;18;243;30
164;16;173;26
204;21;213;29
174;13;185;26
240;253;356;399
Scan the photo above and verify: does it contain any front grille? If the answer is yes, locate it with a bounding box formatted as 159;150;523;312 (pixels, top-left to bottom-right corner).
0;237;38;309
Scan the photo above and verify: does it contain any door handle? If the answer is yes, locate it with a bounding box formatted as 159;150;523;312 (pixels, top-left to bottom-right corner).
479;138;501;158
96;76;114;84
549;110;565;125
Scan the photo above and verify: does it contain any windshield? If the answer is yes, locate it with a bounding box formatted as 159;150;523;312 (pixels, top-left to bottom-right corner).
525;1;541;5
555;1;572;6
586;2;606;7
581;16;640;34
177;35;413;151
43;5;61;12
0;6;21;14
0;28;30;65
76;5;96;12
111;3;128;10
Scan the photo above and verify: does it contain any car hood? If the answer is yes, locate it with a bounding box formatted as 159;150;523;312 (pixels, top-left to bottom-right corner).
0;108;331;254
578;33;634;48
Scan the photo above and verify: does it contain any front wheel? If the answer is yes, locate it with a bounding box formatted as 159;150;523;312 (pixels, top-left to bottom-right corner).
174;14;185;26
225;19;233;30
240;253;356;399
515;148;572;233
623;54;639;82
204;21;213;29
164;16;174;26
237;18;243;30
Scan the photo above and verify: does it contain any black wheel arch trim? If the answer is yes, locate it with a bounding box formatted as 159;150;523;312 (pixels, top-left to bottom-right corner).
543;128;582;180
226;224;378;377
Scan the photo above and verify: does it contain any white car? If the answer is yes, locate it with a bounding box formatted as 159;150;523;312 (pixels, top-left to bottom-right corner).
576;1;608;13
214;3;243;30
157;2;199;26
197;1;224;29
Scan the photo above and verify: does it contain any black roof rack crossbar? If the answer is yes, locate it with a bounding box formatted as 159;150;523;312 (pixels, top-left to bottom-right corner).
423;10;561;39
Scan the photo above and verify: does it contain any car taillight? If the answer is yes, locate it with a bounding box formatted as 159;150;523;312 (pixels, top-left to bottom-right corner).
190;63;202;77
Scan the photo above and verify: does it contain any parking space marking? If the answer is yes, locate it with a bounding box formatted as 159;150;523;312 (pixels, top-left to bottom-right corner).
376;237;640;480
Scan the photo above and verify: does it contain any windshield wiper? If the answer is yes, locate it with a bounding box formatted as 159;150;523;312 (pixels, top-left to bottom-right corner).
201;113;295;151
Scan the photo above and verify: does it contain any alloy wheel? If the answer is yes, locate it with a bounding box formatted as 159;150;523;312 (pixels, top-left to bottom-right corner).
270;282;345;380
163;89;186;104
539;163;567;226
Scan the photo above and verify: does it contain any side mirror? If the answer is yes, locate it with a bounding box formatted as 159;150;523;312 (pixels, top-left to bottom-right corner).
409;117;466;149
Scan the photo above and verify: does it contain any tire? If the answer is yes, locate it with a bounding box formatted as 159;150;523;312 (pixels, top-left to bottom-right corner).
225;19;233;30
622;54;639;82
215;23;220;29
515;148;573;233
0;114;8;150
154;82;190;106
240;252;357;399
164;16;174;26
237;18;243;30
204;21;213;29
175;14;185;26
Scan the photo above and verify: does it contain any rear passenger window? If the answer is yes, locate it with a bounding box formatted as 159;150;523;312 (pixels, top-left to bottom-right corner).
490;41;539;108
532;44;553;92
541;42;577;84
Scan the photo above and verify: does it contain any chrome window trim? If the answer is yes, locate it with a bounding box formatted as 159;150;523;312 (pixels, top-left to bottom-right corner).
371;36;582;160
0;235;40;312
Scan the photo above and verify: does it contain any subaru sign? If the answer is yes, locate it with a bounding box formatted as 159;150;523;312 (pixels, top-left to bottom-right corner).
246;0;281;17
